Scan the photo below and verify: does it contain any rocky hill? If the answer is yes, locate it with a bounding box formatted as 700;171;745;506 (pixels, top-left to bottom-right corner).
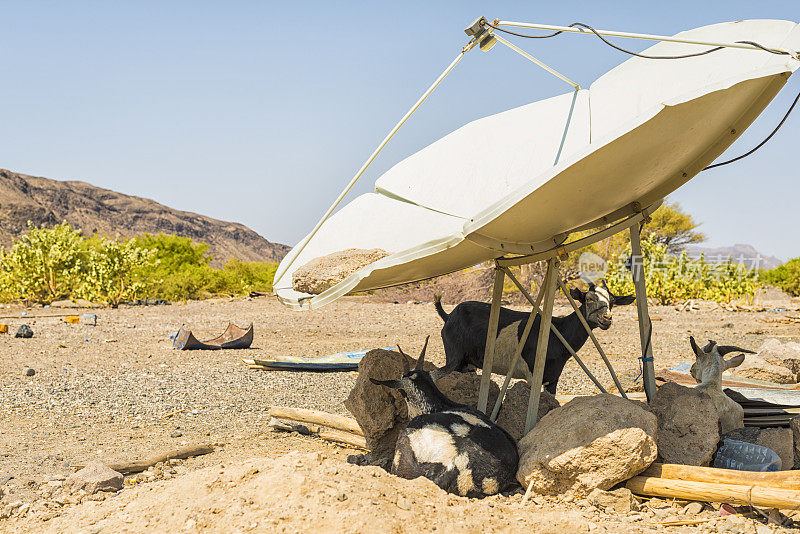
0;169;289;264
683;243;782;270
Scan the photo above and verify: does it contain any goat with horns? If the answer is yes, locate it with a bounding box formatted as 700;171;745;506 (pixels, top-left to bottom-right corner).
370;336;519;497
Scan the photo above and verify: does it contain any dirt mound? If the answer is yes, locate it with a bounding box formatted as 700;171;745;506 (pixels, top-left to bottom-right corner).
0;169;289;264
10;452;595;533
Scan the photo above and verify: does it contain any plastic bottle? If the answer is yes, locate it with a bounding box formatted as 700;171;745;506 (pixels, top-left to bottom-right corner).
713;438;782;472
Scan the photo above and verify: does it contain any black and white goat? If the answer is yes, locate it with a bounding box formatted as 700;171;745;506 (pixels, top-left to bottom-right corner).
370;337;519;498
434;280;635;394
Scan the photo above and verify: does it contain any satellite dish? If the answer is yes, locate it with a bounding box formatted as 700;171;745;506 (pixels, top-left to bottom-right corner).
274;19;800;310
272;18;799;430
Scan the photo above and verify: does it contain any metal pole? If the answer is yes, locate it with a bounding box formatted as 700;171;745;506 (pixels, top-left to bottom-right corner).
556;278;628;399
492;34;580;89
629;222;657;402
477;266;506;413
492;266;607;422
524;257;558;433
274;43;476;284
490;267;546;421
496;21;797;55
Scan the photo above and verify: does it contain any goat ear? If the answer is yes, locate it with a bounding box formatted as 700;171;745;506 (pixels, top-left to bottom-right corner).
415;335;430;370
570;287;586;303
689;336;705;358
724;353;747;370
613;294;636;306
370;378;400;389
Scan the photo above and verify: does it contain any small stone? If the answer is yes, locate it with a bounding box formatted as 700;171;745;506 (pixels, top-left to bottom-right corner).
64;462;123;494
14;325;33;338
755;525;773;534
587;488;638;514
682;502;704;515
23;368;35;377
170;431;183;438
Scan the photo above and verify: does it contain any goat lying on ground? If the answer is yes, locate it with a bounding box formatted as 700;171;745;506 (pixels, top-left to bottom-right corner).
689;336;754;433
370;337;519;497
434;280;635;394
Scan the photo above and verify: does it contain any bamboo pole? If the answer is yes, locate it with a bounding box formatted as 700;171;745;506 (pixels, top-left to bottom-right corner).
268;406;363;436
642;463;800;490
626;476;800;509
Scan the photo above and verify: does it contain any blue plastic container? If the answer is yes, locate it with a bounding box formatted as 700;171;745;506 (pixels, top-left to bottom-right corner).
713;438;781;472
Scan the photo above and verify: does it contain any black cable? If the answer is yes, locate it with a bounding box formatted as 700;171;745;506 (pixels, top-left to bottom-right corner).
704;87;800;170
485;21;790;59
485;20;798;169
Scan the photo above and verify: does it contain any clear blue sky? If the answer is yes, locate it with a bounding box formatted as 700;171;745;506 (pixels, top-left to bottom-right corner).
2;1;798;260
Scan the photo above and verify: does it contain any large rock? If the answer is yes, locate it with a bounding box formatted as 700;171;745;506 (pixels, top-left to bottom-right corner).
650;383;719;466
345;348;413;469
731;354;797;384
722;427;794;471
516;394;657;496
756;338;800;379
791;417;800;469
292;248;388;294
64;462;123;494
435;371;559;441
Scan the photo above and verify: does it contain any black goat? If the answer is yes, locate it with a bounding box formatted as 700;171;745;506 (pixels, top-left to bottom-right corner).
370;337;518;497
434;280;635;394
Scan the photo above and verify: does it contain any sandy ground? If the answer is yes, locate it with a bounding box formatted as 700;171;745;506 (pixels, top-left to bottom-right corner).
0;295;799;532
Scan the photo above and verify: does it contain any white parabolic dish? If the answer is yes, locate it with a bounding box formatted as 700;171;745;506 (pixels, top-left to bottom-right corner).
275;19;800;310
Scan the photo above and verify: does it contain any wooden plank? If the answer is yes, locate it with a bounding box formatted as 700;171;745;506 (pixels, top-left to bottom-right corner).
269;406;363;436
626;476;800;509
642;463;800;490
71;444;214;475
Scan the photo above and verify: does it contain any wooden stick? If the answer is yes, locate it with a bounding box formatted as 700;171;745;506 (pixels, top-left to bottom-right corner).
269;406;363;436
318;429;367;449
626;476;800;509
642;463;800;490
520;479;536;506
267;418;367;449
71;444;214;474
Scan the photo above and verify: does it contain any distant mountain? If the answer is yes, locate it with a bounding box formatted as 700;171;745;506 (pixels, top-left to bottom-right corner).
683;244;782;270
0;169;289;264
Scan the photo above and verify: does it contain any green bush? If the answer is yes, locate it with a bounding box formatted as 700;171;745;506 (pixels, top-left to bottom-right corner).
77;238;157;307
762;258;800;296
605;237;760;304
132;233;216;301
0;222;86;303
208;259;278;296
0;226;279;304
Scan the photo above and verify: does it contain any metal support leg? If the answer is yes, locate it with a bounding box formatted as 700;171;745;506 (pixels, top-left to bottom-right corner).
524;257;559;433
477;266;506;413
490;269;546;421
630;222;657;402
557;279;628;399
491;267;607;421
